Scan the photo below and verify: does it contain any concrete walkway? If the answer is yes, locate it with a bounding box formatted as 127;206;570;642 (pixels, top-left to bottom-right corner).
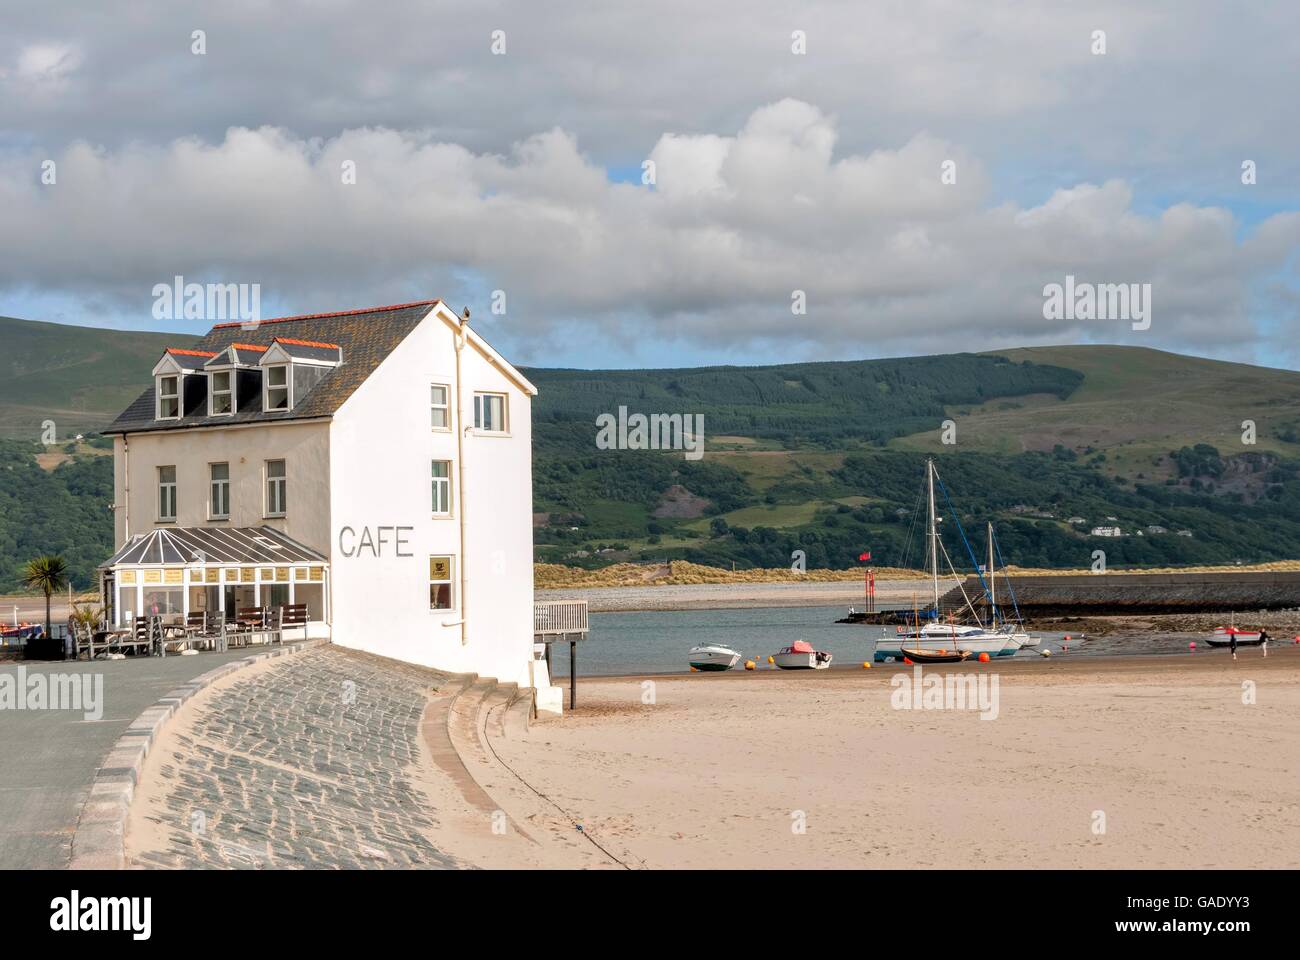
0;650;252;870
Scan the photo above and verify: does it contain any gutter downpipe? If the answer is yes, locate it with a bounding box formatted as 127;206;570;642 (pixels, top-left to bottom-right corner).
122;435;130;541
454;320;469;647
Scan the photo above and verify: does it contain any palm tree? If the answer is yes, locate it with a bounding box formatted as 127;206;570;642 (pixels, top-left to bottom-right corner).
21;555;69;641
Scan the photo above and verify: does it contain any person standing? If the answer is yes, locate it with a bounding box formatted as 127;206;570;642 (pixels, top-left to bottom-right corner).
1229;629;1238;661
1260;629;1269;658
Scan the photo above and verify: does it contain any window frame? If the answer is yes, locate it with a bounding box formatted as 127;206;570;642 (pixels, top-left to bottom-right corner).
431;459;452;517
158;465;178;522
265;459;287;518
428;555;455;611
472;391;508;434
264;364;291;412
209;369;235;417
209;461;231;520
156;375;181;420
430;383;451;431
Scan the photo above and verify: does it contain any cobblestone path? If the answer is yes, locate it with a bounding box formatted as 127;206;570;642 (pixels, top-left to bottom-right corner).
130;646;460;869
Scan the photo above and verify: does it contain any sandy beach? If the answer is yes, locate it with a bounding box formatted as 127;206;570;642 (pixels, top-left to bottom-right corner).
489;648;1300;868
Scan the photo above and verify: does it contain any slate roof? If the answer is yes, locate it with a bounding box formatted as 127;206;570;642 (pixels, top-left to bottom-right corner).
107;300;440;434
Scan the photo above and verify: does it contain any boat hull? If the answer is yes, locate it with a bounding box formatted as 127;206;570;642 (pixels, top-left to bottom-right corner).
688;646;741;671
773;652;831;670
874;631;1021;662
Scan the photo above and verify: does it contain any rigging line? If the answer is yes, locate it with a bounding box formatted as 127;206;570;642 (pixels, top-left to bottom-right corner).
935;536;985;627
991;528;1025;624
932;467;993;603
480;697;635;870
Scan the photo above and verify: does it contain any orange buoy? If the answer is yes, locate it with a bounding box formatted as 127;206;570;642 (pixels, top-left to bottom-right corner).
862;661;871;669
978;652;990;663
744;659;756;670
690;665;698;671
767;655;775;664
902;656;914;665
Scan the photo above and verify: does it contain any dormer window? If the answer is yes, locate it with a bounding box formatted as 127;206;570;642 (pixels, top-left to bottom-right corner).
265;365;290;411
257;338;341;413
210;370;234;415
157;375;180;419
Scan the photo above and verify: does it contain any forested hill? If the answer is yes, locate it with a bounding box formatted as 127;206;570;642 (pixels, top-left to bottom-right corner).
5;313;1300;587
525;353;1084;450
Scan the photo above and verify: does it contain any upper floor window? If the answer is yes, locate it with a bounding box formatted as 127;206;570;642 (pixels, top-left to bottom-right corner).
157;376;180;420
210;370;234;416
432;460;452;515
265;365;289;411
266;459;287;517
158;465;177;521
431;383;450;430
473;392;507;433
210;462;230;519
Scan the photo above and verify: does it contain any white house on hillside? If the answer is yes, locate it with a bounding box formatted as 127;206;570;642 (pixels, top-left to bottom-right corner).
100;299;542;688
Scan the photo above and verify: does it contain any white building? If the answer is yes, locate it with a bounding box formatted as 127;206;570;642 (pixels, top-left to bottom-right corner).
100;299;543;688
1090;526;1122;537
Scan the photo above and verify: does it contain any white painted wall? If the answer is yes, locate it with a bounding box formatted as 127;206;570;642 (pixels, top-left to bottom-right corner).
327;306;535;686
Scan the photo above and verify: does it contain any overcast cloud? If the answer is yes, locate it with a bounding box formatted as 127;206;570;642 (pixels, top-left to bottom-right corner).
1;1;1297;368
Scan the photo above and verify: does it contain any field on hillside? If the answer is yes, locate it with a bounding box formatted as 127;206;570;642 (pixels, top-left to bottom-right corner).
0;316;197;440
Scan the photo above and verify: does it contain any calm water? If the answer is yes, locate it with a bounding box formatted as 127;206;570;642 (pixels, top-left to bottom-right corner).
545;604;1209;677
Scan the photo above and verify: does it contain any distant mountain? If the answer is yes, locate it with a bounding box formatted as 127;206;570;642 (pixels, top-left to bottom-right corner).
0;315;197;440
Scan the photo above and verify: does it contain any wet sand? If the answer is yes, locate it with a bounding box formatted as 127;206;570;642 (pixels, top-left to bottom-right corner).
491;647;1300;868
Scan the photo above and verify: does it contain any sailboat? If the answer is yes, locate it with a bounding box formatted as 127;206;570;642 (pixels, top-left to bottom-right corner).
874;459;1025;662
983;520;1038;648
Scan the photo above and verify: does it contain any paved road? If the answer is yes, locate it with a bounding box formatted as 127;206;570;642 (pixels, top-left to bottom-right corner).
0;650;252;869
131;647;459;869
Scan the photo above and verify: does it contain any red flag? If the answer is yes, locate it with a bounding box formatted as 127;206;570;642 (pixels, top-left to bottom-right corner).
859;551;871;561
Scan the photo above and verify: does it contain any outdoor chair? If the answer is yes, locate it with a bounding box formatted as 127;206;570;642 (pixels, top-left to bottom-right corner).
273;603;310;644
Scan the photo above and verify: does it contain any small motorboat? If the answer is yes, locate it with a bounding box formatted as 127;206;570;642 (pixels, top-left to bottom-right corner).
688;642;742;671
1207;627;1264;647
773;640;832;670
899;646;972;664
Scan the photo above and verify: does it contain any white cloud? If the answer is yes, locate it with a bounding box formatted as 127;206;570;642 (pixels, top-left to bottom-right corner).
1;99;1294;366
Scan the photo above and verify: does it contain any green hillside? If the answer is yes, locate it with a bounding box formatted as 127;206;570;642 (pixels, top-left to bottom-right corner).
3;315;1300;588
0;315;196;440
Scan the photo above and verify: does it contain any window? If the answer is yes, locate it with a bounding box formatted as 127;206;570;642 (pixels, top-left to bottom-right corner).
431;460;452;515
430;383;450;430
210;370;233;415
429;556;454;610
157;376;180;419
473;392;507;432
265;460;286;517
265;365;289;411
158;465;177;521
210;462;230;519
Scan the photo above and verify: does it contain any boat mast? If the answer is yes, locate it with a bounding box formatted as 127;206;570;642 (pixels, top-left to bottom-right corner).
988;521;996;629
927;458;939;614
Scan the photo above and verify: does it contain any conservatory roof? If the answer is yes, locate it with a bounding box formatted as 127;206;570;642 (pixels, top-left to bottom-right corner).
100;526;327;568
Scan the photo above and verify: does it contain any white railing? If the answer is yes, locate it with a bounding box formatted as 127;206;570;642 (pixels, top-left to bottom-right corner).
534;599;589;636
